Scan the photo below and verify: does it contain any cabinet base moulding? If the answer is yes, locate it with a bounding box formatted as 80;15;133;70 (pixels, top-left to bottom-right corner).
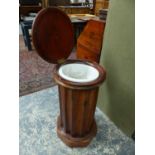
57;116;97;147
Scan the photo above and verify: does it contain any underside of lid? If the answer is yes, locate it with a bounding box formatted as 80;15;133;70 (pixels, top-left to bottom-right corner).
32;7;74;64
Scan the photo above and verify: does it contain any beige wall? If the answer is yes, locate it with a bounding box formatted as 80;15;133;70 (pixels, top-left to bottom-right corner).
97;0;135;136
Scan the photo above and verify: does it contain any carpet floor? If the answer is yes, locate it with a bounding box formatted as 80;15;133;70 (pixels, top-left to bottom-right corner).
19;86;135;155
19;35;76;96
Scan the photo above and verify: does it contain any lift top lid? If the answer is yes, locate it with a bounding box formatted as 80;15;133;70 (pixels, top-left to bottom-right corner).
32;7;74;64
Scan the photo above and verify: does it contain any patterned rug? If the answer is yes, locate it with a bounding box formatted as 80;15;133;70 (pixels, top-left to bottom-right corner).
19;35;76;96
19;86;135;155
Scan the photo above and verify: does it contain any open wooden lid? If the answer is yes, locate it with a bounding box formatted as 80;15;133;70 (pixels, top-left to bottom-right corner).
32;7;74;64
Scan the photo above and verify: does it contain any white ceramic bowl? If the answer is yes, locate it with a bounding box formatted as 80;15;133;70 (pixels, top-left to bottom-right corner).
58;63;99;83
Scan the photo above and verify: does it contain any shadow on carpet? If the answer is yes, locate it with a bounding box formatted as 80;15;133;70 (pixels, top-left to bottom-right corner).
19;35;76;96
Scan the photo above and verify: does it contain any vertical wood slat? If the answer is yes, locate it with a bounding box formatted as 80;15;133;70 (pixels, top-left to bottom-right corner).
82;88;99;133
86;88;99;132
59;86;67;132
66;88;73;133
72;90;78;136
82;90;91;136
58;86;63;127
82;89;91;133
73;90;86;137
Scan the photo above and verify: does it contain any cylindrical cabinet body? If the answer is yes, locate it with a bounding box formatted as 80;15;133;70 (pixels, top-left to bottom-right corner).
58;85;98;136
57;86;99;147
54;60;106;147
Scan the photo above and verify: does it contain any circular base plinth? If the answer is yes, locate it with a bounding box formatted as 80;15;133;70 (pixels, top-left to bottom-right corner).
57;116;97;148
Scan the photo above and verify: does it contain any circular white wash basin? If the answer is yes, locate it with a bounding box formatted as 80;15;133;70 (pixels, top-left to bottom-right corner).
58;63;99;83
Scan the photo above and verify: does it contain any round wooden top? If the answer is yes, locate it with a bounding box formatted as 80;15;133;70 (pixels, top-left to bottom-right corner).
53;59;106;89
32;7;74;64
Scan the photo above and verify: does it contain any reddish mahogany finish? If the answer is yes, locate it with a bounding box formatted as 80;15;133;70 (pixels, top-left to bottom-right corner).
53;59;106;89
32;7;106;147
32;7;74;64
57;87;98;147
53;60;106;147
